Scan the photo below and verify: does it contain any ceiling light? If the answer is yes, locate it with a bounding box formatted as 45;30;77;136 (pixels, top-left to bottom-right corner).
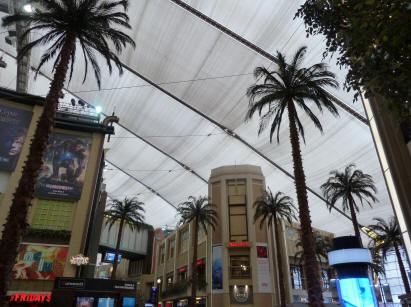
95;106;102;113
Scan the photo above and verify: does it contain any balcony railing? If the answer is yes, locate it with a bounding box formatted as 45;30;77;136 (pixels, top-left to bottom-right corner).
230;265;251;279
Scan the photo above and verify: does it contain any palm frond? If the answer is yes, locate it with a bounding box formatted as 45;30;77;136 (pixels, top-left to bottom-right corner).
246;46;339;143
2;0;135;88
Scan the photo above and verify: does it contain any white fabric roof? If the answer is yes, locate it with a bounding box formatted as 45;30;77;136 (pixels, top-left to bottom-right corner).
0;0;394;239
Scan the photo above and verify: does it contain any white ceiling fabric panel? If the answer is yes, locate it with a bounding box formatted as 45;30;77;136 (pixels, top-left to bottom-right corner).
0;0;394;234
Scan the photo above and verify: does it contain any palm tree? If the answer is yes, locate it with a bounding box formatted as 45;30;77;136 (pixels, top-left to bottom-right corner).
246;46;339;306
295;235;333;296
0;0;135;298
321;164;377;246
368;217;410;295
253;189;297;307
177;196;218;307
104;197;145;280
295;235;332;271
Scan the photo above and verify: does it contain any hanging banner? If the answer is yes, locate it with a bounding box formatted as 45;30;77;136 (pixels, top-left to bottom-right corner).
0;104;32;171
13;244;68;280
212;245;223;293
256;243;272;293
34;132;92;200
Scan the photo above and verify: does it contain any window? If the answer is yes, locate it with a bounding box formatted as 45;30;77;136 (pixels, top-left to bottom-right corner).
166;272;173;288
227;179;248;242
177;266;187;282
180;228;189;254
290;265;304;290
322;269;330;290
230;255;250;278
168;238;175;260
198;227;206;244
197;260;206;281
159;245;165;265
32;199;73;230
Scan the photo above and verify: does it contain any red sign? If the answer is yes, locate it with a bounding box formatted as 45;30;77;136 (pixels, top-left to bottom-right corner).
10;293;51;303
179;266;186;272
196;260;203;265
229;242;249;248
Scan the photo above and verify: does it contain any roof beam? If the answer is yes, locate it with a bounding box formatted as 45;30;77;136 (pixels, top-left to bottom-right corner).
106;159;178;210
168;0;368;125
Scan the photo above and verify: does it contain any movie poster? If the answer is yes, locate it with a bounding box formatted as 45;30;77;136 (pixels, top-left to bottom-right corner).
212;245;223;293
256;243;272;293
0;105;32;171
13;244;69;280
34;132;92;200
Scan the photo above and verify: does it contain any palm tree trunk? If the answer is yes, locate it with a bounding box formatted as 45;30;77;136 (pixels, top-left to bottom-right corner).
111;218;124;280
394;242;411;294
189;218;199;307
348;195;363;247
287;102;323;307
273;217;286;307
0;33;75;304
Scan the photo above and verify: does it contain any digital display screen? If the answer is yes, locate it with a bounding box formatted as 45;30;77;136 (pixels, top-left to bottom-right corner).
104;252;122;262
98;297;115;307
76;297;94;307
123;297;136;307
338;278;376;307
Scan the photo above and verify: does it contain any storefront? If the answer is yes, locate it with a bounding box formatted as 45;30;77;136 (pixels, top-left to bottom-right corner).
51;277;137;307
8;292;52;307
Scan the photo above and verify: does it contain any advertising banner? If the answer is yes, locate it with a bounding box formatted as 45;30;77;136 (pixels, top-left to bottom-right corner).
0;104;32;171
212;245;223;293
34;132;92;200
13;244;69;280
256;243;272;293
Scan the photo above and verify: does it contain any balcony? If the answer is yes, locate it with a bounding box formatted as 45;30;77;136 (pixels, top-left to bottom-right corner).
230;265;251;279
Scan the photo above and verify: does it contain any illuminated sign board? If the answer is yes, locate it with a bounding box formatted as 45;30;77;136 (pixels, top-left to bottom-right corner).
196;260;204;265
229;242;249;248
70;254;89;266
179;266;187;273
10;293;51;303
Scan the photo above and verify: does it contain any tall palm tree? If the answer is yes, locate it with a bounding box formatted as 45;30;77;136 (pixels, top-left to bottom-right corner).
321;164;377;246
177;196;218;307
104;197;145;280
246;46;339;306
253;189;297;307
0;0;135;299
368;217;410;295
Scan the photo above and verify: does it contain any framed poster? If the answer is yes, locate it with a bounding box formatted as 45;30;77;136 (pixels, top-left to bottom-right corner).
212;245;223;292
34;132;92;200
256;243;272;292
13;244;69;280
0;104;32;171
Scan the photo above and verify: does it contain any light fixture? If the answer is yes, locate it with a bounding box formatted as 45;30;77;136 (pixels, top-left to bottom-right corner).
95;106;102;114
23;4;33;13
157;278;161;284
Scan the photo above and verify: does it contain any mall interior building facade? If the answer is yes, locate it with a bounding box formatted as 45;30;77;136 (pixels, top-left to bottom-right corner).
152;165;336;307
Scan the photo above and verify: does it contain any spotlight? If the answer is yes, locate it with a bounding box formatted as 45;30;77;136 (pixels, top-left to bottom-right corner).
71;99;76;106
23;4;33;13
95;106;102;114
78;99;85;106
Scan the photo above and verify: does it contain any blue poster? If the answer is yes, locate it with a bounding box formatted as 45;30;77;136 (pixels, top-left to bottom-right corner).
123;297;136;307
212;245;223;292
0;104;32;171
98;297;115;307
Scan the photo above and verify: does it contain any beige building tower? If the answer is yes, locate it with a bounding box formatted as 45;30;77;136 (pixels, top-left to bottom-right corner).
207;165;279;307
